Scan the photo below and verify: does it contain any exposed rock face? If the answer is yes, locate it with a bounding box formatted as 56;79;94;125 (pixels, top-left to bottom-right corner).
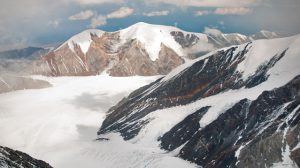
98;35;300;167
170;31;200;48
0;75;51;94
0;146;53;168
32;22;279;77
109;42;184;76
177;79;300;167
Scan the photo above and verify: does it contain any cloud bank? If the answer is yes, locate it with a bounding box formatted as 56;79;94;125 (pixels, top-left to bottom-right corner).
146;0;257;7
214;7;253;15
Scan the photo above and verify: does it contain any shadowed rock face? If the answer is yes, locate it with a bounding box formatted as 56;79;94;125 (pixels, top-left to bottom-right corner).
176;77;300;168
170;31;200;48
0;75;51;94
0;146;53;168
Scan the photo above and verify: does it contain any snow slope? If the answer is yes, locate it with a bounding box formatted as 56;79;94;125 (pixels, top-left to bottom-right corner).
0;75;197;168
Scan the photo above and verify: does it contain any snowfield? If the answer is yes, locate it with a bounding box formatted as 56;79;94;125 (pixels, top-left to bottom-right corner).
0;75;197;168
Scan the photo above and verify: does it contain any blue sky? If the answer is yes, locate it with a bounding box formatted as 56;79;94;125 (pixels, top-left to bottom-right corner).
0;0;299;51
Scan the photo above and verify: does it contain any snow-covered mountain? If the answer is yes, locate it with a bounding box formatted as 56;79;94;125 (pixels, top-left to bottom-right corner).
98;34;300;167
32;22;279;76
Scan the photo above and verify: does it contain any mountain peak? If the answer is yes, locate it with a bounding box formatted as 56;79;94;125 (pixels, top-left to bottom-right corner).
57;29;105;54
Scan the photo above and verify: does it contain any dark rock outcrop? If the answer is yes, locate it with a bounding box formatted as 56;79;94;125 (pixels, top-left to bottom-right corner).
178;76;300;167
0;146;53;168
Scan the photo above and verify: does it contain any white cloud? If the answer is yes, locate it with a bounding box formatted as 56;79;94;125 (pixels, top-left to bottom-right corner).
194;10;210;16
90;15;107;28
87;6;134;28
69;10;96;20
143;10;170;17
107;7;134;19
75;0;124;5
48;20;60;29
214;7;252;15
88;6;134;28
146;0;257;7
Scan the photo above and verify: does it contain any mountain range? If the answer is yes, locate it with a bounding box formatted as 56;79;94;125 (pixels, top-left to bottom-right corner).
0;23;299;168
32;22;279;77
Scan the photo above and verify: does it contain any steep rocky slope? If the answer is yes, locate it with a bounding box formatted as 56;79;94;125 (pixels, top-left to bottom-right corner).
0;146;52;168
32;22;278;76
98;35;300;167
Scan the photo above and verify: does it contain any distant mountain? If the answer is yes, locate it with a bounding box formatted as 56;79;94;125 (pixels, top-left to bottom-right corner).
0;46;50;60
32;22;280;76
0;46;51;75
98;34;300;167
0;146;53;168
251;30;279;40
0;75;51;94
